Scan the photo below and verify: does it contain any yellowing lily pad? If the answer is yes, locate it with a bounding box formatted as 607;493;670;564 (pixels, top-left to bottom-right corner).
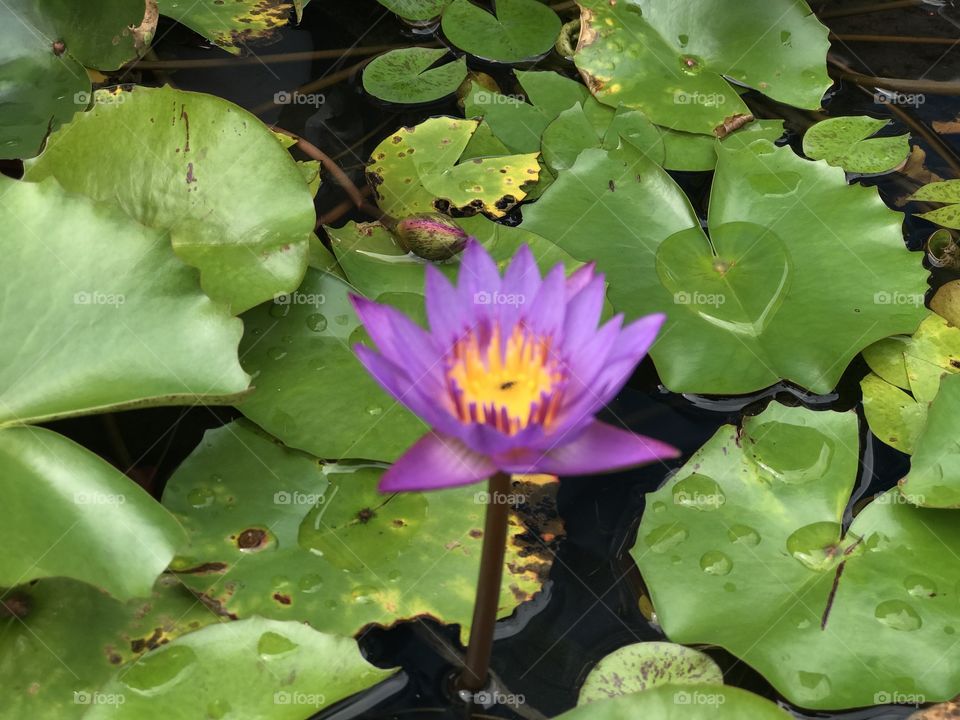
156;0;294;54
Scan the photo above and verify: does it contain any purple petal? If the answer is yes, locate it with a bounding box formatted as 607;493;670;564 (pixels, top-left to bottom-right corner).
379;431;497;492
597;313;666;391
501;244;541;309
350;294;444;377
456;239;502;311
522;262;567;338
560;274;606;353
504;421;679;476
425;264;467;345
566;262;599;300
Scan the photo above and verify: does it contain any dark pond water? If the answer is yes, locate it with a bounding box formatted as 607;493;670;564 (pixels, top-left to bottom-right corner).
42;0;960;718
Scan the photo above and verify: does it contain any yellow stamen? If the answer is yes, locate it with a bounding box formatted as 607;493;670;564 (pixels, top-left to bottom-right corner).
446;324;564;434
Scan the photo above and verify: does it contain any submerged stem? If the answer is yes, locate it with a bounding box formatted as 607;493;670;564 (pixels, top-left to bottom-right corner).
457;471;512;698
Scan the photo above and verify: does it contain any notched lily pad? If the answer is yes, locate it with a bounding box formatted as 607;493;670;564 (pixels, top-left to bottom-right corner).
363;47;467;104
441;0;561;63
577;642;723;705
367;116;540;218
635;402;960;709
559;684;793;719
163;421;561;642
900;373;960;508
911;179;960;229
155;0;294;54
803;116;910;174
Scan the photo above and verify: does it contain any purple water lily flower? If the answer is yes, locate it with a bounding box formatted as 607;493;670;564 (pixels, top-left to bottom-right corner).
350;241;679;492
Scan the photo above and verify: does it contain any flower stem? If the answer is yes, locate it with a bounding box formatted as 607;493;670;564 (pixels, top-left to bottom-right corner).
457;471;512;696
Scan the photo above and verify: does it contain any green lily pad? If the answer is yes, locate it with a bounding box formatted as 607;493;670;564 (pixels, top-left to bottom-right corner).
441;0;561;63
363;47;467;104
634;402;960;709
377;0;451;21
155;0;294;54
0;0;155;159
558;684;792;719
162;421;558;643
574;0;830;135
578;642;722;705
900;373;960;508
542;102;665;170
239;268;426;462
367;116;540;219
860;373;927;454
522;139;926;394
660;120;785;171
803;116;910;174
86;617;394;719
24;85;315;313
911;180;960;229
0;576;219;719
0;427;185;600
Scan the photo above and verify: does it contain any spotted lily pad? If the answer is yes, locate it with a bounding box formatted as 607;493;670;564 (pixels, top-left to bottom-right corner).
162;421;559;643
0;0;155;158
578;642;722;705
367;116;540;219
522;138;926;394
441;0;561;63
0;576;220;719
363;47;467;104
155;0;293;54
86;617;394;719
575;0;830;135
377;0;451;21
24;85;315;313
911;180;960;229
559;684;792;719
803;116;910;174
634;402;960;709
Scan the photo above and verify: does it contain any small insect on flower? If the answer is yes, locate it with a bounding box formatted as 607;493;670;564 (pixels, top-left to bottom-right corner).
350;241;679;492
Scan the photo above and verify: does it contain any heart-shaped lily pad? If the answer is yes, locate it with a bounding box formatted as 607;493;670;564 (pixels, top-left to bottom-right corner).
155;0;293;54
363;47;467;104
367;116;540;219
0;576;219;719
558;684;793;719
86;617;394;719
634;402;960;709
162;421;559;643
900;373;960;508
522;138;926;394
24;85;315;313
910;179;960;229
578;642;722;705
803;116;910;174
441;0;561;63
574;0;830;135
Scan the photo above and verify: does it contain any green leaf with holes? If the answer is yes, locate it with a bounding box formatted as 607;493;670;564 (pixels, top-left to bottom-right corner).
0;0;155;158
911;179;960;229
0;576;219;720
366;116;540;218
155;0;294;54
634;402;960;709
574;0;830;135
803;116;909;174
86;617;394;719
441;0;561;63
162;421;559;643
363;47;467;104
900;373;960;508
522;139;926;394
24;86;315;313
577;642;722;706
560;684;792;720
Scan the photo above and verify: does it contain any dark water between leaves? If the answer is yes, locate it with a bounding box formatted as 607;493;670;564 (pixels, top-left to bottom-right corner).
46;1;960;718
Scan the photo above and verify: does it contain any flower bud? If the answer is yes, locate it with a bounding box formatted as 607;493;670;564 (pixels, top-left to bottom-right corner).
395;214;468;262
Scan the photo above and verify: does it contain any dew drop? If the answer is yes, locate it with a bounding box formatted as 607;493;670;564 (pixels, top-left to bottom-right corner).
904;574;937;598
645;523;688;553
366;405;383;416
723;581;736;593
727;524;760;546
257;631;298;659
671;474;726;511
187;487;214;508
298;573;324;593
305;313;327;332
796;671;832;701
780;30;792;45
699;551;733;576
122;645;197;693
875;600;922;631
651;501;666;514
677;33;689;47
786;522;852;572
351;585;379;604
